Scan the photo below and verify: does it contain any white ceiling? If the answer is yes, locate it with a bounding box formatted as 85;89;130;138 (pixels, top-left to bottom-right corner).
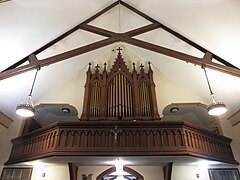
0;0;240;122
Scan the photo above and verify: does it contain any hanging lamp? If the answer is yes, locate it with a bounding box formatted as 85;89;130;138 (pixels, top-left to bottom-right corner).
16;67;40;117
203;67;227;116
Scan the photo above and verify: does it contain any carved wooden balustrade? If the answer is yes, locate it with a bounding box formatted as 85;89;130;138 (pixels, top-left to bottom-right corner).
6;121;238;165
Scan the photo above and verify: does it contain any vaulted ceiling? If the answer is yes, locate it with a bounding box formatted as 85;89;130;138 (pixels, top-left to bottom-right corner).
0;0;240;123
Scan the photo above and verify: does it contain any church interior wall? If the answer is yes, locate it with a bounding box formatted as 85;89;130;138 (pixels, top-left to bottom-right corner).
0;57;239;179
30;164;70;180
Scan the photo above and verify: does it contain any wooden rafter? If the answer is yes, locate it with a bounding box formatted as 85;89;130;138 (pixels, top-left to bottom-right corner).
1;0;239;80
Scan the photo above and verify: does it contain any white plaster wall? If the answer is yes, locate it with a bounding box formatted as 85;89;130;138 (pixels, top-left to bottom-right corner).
0;116;23;174
77;165;164;180
0;124;8;173
219;117;240;170
31;164;70;180
78;166;109;180
129;166;164;180
171;165;210;180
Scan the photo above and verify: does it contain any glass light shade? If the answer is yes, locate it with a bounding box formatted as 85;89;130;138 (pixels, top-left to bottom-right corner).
207;94;227;116
208;103;227;116
16;104;35;117
16;96;35;117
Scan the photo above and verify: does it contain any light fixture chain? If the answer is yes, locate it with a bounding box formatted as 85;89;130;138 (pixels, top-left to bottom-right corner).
28;68;39;97
203;67;213;95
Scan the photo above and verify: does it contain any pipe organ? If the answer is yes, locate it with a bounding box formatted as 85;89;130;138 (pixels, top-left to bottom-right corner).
81;48;160;121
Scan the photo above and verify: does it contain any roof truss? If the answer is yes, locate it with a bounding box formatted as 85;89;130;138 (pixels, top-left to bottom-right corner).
1;0;239;80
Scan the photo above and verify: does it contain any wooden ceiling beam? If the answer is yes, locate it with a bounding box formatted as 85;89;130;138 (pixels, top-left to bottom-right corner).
1;0;240;80
82;1;119;24
125;23;161;37
79;24;116;37
1;1;120;73
124;37;240;77
120;0;157;23
125;37;202;64
0;38;117;80
120;0;238;69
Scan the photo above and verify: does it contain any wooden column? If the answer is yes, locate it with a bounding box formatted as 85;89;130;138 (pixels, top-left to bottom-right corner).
163;162;173;180
68;163;78;180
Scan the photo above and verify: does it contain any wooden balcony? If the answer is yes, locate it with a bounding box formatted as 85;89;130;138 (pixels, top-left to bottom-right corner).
5;121;238;165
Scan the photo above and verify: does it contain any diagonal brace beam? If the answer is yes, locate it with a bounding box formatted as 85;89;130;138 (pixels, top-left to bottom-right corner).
124;37;240;77
0;38;117;80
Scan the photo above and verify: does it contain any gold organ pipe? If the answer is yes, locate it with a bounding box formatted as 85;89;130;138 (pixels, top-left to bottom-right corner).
90;84;94;116
129;85;133;116
140;83;143;116
118;74;121;118
144;82;149;116
126;79;129;116
115;75;118;117
122;76;125;117
127;83;130;116
119;74;123;118
107;86;109;116
145;83;149;116
119;74;121;118
110;81;113;116
146;84;151;116
126;82;129;116
108;83;111;116
113;78;115;117
124;77;127;117
143;82;147;116
95;83;97;116
142;81;145;116
93;83;96;116
97;83;100;116
146;83;150;116
113;79;116;117
121;74;124;117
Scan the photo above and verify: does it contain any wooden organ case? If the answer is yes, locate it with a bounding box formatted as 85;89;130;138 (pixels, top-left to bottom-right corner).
81;48;160;121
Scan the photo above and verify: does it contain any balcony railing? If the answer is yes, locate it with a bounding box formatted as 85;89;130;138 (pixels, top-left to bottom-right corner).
5;121;238;165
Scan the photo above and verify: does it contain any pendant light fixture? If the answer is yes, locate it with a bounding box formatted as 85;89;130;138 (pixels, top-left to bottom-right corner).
16;67;40;117
203;67;227;116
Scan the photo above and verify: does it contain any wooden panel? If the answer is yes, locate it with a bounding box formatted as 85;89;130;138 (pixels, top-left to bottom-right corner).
5;121;238;165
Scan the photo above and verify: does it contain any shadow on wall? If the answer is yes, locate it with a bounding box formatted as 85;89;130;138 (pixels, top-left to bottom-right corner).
162;103;220;133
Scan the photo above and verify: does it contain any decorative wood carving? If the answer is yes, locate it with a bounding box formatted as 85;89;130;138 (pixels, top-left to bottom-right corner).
81;48;160;121
5;121;238;165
